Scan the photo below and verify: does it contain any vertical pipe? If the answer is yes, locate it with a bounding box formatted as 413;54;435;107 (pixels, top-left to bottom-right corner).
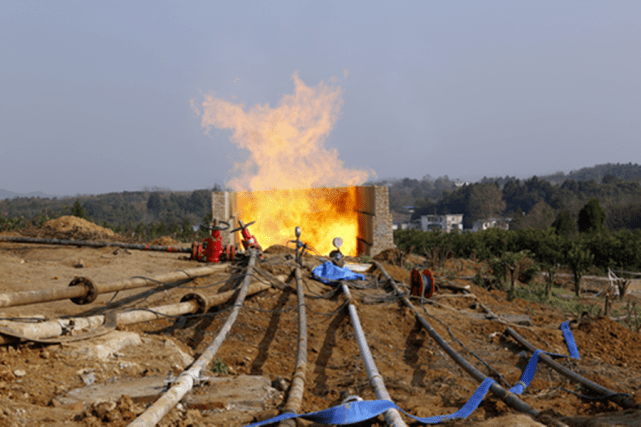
340;282;408;427
127;250;257;427
278;267;308;427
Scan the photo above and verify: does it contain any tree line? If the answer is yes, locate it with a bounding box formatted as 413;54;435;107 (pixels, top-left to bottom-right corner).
407;174;641;230
0;189;216;242
395;198;641;298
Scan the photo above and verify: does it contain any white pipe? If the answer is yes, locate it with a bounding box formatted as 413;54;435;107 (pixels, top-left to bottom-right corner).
1;281;271;345
127;250;257;427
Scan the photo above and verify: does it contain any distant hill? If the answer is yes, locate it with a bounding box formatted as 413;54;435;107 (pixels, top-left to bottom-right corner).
539;162;641;185
0;188;59;200
479;163;641;188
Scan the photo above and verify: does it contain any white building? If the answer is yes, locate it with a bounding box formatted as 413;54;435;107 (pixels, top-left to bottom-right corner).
393;221;419;231
472;218;510;232
420;214;464;233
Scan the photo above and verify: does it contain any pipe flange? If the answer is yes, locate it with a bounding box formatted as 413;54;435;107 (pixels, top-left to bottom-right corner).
181;292;209;314
69;277;98;305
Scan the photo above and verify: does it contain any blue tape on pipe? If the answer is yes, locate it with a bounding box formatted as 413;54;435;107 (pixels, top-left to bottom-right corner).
244;378;495;427
246;321;581;426
508;321;580;395
560;321;580;359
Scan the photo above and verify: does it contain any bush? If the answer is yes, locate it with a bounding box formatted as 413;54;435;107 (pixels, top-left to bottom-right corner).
519;258;540;284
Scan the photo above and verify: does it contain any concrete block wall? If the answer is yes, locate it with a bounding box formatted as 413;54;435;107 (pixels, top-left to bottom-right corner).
370;185;395;256
211;191;237;247
212;185;394;256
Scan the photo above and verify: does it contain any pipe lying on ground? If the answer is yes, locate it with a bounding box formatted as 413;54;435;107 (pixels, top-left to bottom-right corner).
505;327;639;409
340;281;408;427
0;273;271;345
0;236;192;254
278;267;308;427
0;263;228;309
127;250;258;427
372;261;541;418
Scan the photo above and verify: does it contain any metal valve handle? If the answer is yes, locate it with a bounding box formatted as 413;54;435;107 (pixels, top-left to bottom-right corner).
230;220;256;233
201;221;230;231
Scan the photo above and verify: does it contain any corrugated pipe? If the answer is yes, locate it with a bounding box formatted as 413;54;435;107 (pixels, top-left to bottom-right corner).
0;236;191;254
372;261;541;418
340;281;408;427
127;249;258;427
0;263;228;309
0;271;271;346
278;267;308;427
505;327;639;409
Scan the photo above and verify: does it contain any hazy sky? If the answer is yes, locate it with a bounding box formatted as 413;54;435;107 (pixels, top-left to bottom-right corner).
1;1;640;195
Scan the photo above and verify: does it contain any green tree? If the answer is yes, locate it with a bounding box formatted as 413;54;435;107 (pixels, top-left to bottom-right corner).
522;201;556;229
578;198;606;234
71;199;88;220
502;250;529;294
180;218;193;242
535;233;562;300
553;211;576;237
509;207;526;231
565;241;594;297
157;221;168;236
147;192;164;217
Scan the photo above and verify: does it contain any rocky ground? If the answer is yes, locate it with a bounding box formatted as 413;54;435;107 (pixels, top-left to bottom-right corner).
1;217;641;427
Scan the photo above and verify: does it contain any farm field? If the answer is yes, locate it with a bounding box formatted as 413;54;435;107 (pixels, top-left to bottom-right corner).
1;218;640;426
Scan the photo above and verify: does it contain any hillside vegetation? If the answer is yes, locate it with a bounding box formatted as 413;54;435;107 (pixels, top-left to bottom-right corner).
0;189;214;241
2;162;641;240
380;162;641;230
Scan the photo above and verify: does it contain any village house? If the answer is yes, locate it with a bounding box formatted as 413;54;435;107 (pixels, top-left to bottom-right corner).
472;217;510;232
420;214;464;233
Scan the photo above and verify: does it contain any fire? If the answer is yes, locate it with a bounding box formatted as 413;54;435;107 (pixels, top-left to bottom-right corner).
237;187;359;256
194;72;371;256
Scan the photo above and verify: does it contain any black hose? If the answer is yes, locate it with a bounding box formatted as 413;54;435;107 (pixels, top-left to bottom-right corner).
0;236;191;253
505;327;639;409
372;261;541;418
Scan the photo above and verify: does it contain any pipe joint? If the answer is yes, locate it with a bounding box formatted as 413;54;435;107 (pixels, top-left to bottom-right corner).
180;292;209;314
69;277;98;305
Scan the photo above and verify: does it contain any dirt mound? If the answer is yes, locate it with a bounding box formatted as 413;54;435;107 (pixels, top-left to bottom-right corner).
22;216;117;241
149;236;181;246
264;244;294;254
373;247;404;264
575;315;641;370
370;261;411;283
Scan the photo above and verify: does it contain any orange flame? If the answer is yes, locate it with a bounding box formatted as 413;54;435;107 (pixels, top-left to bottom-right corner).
196;72;371;256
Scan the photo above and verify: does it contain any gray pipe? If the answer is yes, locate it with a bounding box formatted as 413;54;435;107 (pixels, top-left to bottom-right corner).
0;236;192;253
340;281;408;427
278;267;308;427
